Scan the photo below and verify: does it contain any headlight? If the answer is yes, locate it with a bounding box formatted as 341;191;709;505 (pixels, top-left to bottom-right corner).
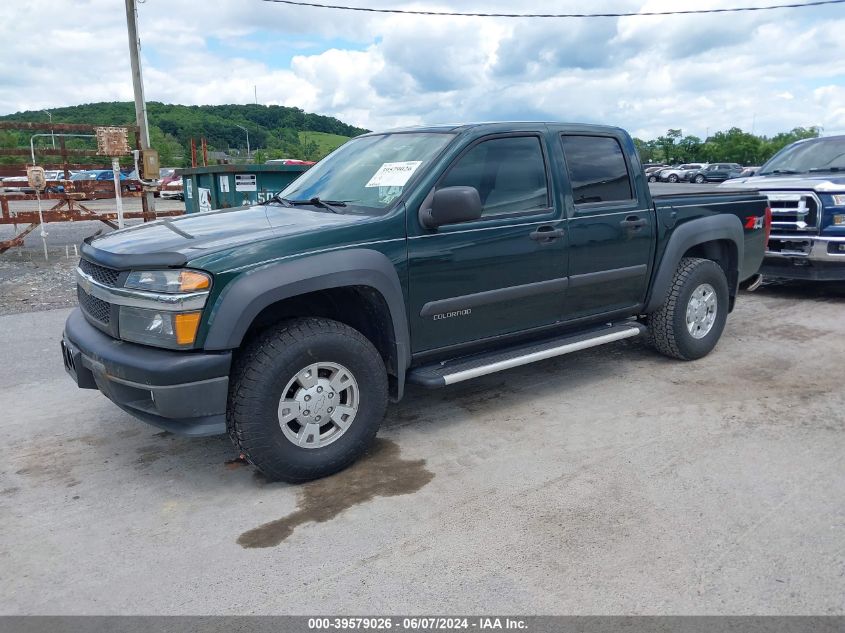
118;269;211;348
119;306;203;349
831;194;845;207
124;269;211;293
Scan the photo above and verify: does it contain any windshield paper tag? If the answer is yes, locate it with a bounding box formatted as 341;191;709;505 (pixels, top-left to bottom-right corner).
365;161;422;188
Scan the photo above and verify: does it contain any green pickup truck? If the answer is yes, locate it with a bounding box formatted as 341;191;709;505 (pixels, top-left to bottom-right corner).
62;122;769;481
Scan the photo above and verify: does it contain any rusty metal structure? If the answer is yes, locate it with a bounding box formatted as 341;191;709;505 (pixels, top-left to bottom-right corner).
0;121;183;253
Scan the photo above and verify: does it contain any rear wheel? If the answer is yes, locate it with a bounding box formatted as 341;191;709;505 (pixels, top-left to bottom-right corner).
648;257;729;360
228;317;388;482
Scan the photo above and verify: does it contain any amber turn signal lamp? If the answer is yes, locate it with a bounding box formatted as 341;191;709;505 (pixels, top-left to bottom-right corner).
179;271;211;292
174;312;202;345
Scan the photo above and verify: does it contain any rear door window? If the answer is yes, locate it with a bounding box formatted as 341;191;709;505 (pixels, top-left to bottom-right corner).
560;135;634;205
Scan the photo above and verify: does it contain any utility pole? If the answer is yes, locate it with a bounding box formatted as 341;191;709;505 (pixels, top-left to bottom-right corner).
124;0;155;213
236;124;250;161
41;110;55;149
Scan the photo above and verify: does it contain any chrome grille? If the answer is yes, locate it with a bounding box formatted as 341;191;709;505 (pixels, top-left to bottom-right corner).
78;258;120;287
762;191;819;233
77;286;111;325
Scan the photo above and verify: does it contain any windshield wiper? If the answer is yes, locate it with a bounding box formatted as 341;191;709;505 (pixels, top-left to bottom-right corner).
808;167;842;173
260;193;293;207
287;197;347;214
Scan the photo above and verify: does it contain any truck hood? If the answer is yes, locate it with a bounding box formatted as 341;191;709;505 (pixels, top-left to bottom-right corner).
85;204;373;266
720;173;845;191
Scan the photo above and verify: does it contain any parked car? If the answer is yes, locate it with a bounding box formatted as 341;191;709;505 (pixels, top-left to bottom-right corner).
689;163;743;183
43;171;68;193
70;170;98;181
719;134;845;280
159;169;181;186
160;178;184;200
645;165;668;182
659;163;706;183
67;169;141;195
62;122;768;482
0;175;34;194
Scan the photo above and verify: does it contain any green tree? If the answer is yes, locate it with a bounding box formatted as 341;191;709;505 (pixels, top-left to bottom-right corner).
763;126;820;160
699;127;764;164
150;125;184;167
656;129;683;163
676;135;702;163
634;137;660;163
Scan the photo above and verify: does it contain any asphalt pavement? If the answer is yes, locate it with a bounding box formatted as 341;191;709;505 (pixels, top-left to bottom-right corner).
1;282;843;614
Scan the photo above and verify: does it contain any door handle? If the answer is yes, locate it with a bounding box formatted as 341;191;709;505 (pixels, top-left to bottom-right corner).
529;226;566;242
620;216;648;229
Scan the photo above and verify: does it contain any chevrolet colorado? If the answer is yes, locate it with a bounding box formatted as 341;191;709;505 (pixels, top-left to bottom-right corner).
61;123;769;482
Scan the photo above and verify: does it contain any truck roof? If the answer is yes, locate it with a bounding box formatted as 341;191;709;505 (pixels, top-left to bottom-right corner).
369;121;627;136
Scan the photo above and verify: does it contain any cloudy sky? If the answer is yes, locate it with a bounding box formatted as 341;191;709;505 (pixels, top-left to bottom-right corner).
3;0;845;139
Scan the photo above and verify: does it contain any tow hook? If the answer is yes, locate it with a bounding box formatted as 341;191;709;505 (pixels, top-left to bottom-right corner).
744;273;764;292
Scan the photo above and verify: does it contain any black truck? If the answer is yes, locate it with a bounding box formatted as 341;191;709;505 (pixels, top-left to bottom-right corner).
62;122;769;481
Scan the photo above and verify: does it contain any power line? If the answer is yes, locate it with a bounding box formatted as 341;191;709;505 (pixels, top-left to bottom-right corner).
259;0;845;18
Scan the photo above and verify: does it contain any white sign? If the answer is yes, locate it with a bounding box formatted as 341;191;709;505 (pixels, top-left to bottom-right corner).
186;179;193;199
365;161;422;188
219;175;229;193
235;174;257;192
198;188;212;213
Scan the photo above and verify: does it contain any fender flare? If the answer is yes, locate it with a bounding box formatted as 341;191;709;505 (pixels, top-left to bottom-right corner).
202;248;410;379
644;214;744;314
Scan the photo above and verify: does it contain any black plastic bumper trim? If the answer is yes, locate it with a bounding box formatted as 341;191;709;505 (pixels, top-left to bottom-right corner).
64;308;231;385
62;308;230;436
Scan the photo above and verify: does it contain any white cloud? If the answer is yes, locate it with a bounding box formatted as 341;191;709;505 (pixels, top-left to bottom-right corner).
1;0;844;139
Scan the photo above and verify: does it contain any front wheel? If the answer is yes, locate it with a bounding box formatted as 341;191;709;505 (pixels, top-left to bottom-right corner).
668;174;679;183
694;174;706;184
228;318;388;482
647;257;729;360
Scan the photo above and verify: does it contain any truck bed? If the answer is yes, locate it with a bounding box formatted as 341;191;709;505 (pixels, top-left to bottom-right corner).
648;182;758;198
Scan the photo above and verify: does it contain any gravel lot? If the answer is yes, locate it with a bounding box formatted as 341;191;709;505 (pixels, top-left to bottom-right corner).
1;281;843;614
0;198;184;314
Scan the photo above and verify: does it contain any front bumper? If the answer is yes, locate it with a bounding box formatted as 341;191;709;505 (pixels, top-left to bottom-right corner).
62;308;231;436
762;234;845;281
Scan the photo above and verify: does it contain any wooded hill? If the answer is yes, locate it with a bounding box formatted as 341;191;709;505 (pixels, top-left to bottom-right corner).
0;102;369;166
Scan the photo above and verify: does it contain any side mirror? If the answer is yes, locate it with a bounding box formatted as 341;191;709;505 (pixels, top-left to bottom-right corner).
420;186;483;229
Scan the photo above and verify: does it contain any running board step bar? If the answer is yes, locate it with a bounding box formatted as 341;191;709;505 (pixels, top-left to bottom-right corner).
407;322;646;388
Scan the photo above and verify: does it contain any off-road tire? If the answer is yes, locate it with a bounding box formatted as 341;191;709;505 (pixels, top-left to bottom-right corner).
647;257;729;361
227;317;388;482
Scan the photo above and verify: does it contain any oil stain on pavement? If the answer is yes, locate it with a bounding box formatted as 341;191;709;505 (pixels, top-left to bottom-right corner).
237;438;434;549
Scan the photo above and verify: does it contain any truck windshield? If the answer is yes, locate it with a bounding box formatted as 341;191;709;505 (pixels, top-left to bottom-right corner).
277;132;455;212
760;137;845;175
